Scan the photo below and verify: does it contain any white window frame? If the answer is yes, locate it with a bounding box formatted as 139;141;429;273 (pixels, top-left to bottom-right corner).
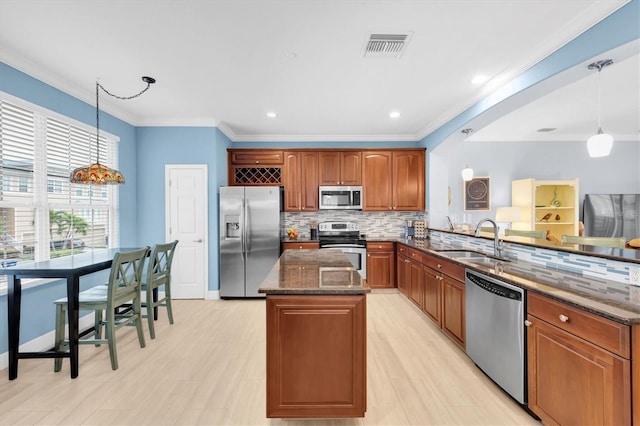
0;91;121;293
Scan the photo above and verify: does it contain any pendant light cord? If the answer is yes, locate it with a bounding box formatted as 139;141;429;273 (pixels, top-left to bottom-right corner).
93;77;156;165
596;67;602;129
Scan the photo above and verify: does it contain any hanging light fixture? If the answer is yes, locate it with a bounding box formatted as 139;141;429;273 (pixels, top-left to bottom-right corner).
460;128;474;181
70;76;156;184
586;59;614;158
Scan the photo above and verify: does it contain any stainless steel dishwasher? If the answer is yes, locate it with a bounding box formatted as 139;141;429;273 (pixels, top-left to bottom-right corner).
465;269;526;404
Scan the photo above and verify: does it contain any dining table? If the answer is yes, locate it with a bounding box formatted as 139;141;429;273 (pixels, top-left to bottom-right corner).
1;248;142;380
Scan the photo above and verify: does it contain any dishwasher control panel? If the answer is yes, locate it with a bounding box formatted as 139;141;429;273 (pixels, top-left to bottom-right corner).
466;271;523;300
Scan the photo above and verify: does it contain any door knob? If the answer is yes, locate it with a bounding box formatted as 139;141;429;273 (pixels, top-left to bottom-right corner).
193;238;203;243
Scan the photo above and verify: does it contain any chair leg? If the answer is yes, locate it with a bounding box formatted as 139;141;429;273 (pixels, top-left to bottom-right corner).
105;309;118;370
165;286;174;325
147;287;156;340
135;297;146;348
94;309;103;347
54;303;65;372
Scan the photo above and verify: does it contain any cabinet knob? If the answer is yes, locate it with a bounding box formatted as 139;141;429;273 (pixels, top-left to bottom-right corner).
524;320;532;327
302;207;305;210
437;264;442;268
559;314;569;323
255;160;259;164
299;245;303;249
367;254;370;257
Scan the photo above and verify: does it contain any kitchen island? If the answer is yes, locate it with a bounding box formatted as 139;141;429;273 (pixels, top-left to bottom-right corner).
258;249;370;418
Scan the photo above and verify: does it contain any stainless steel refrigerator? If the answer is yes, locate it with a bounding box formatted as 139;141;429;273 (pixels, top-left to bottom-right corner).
219;186;281;298
583;194;640;242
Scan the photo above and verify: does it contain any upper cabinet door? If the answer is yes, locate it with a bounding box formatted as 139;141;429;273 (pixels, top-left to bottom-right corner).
393;150;425;211
362;151;393;211
318;151;362;186
283;151;318;212
318;152;341;185
340;152;362;186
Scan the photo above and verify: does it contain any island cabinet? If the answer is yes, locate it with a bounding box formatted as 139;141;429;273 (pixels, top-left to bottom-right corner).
526;292;632;426
318;151;362;186
282;151;318;212
361;150;425;211
260;249;369;419
366;242;395;288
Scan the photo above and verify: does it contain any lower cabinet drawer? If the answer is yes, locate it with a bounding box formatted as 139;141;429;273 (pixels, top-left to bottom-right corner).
528;292;630;358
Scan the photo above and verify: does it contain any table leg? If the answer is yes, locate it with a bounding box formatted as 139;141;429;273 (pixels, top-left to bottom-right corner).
66;274;80;379
153;288;158;320
7;275;21;380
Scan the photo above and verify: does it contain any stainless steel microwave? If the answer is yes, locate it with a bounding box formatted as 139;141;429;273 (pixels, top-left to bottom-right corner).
318;186;363;210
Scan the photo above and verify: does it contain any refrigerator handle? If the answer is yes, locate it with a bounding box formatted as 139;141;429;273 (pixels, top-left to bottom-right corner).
240;198;246;254
245;199;251;253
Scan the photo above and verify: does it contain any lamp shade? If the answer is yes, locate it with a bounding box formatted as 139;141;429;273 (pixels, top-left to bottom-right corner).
495;206;522;223
461;165;474;181
70;163;125;184
587;127;613;157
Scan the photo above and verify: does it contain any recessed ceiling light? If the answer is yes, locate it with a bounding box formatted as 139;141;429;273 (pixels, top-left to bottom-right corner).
471;75;489;85
266;112;277;118
389;111;400;118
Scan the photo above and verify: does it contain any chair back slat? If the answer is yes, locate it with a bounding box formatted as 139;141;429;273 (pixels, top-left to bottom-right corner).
107;247;150;308
147;240;178;288
560;235;626;248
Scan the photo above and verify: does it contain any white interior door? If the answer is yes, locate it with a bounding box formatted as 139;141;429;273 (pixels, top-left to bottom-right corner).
166;165;208;299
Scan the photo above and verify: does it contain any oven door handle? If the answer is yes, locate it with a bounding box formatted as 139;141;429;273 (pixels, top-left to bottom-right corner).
320;244;366;249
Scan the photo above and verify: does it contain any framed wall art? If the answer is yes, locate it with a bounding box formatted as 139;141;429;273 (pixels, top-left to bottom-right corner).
464;177;490;211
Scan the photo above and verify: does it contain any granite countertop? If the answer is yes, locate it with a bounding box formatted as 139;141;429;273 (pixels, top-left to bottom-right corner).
385;237;640;325
258;249;371;295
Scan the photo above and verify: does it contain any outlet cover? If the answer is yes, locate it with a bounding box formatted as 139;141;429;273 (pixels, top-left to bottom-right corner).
630;266;640;284
630;286;640;305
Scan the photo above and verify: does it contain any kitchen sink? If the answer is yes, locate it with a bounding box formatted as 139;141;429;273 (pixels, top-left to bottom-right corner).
439;250;510;264
439;250;490;259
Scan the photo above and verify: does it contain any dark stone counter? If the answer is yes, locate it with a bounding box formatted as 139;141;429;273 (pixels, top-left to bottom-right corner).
390;238;640;325
258;249;371;295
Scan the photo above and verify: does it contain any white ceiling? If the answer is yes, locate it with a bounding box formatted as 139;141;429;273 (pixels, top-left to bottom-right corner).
0;0;635;143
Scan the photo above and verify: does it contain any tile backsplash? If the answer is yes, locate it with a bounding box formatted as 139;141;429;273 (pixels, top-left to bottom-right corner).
431;230;639;288
284;211;427;238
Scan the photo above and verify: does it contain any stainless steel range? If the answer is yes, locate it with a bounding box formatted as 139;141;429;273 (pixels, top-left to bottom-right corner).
318;221;367;279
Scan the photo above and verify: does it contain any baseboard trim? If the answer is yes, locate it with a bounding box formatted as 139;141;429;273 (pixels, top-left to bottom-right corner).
206;290;220;300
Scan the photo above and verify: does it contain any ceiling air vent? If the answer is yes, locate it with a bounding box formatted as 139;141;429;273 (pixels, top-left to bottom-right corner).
363;33;412;58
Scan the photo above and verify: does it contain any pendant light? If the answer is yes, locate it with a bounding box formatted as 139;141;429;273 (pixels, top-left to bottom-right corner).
70;76;156;184
460;128;474;181
586;59;613;158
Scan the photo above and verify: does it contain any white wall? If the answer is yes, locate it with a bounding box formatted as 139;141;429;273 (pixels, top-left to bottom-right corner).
429;139;640;229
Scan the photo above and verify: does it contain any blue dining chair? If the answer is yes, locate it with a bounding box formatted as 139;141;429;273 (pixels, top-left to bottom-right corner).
53;246;150;371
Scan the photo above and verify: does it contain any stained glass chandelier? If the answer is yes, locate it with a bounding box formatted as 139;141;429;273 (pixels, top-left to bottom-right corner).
70;76;156;184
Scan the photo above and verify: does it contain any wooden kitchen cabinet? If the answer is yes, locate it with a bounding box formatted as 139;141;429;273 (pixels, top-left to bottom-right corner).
396;250;410;297
227;149;284;185
362;150;425;211
527;292;631;426
442;275;465;349
266;295;367;418
282;151;318;212
318;151;362;186
366;242;395;288
282;241;319;251
422;265;442;327
392;150;425;211
408;256;423;308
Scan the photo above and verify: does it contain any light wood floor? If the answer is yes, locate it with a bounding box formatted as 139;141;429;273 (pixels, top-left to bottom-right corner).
0;291;541;425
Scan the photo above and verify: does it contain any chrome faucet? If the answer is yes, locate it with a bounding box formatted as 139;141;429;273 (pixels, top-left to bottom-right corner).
475;218;505;258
